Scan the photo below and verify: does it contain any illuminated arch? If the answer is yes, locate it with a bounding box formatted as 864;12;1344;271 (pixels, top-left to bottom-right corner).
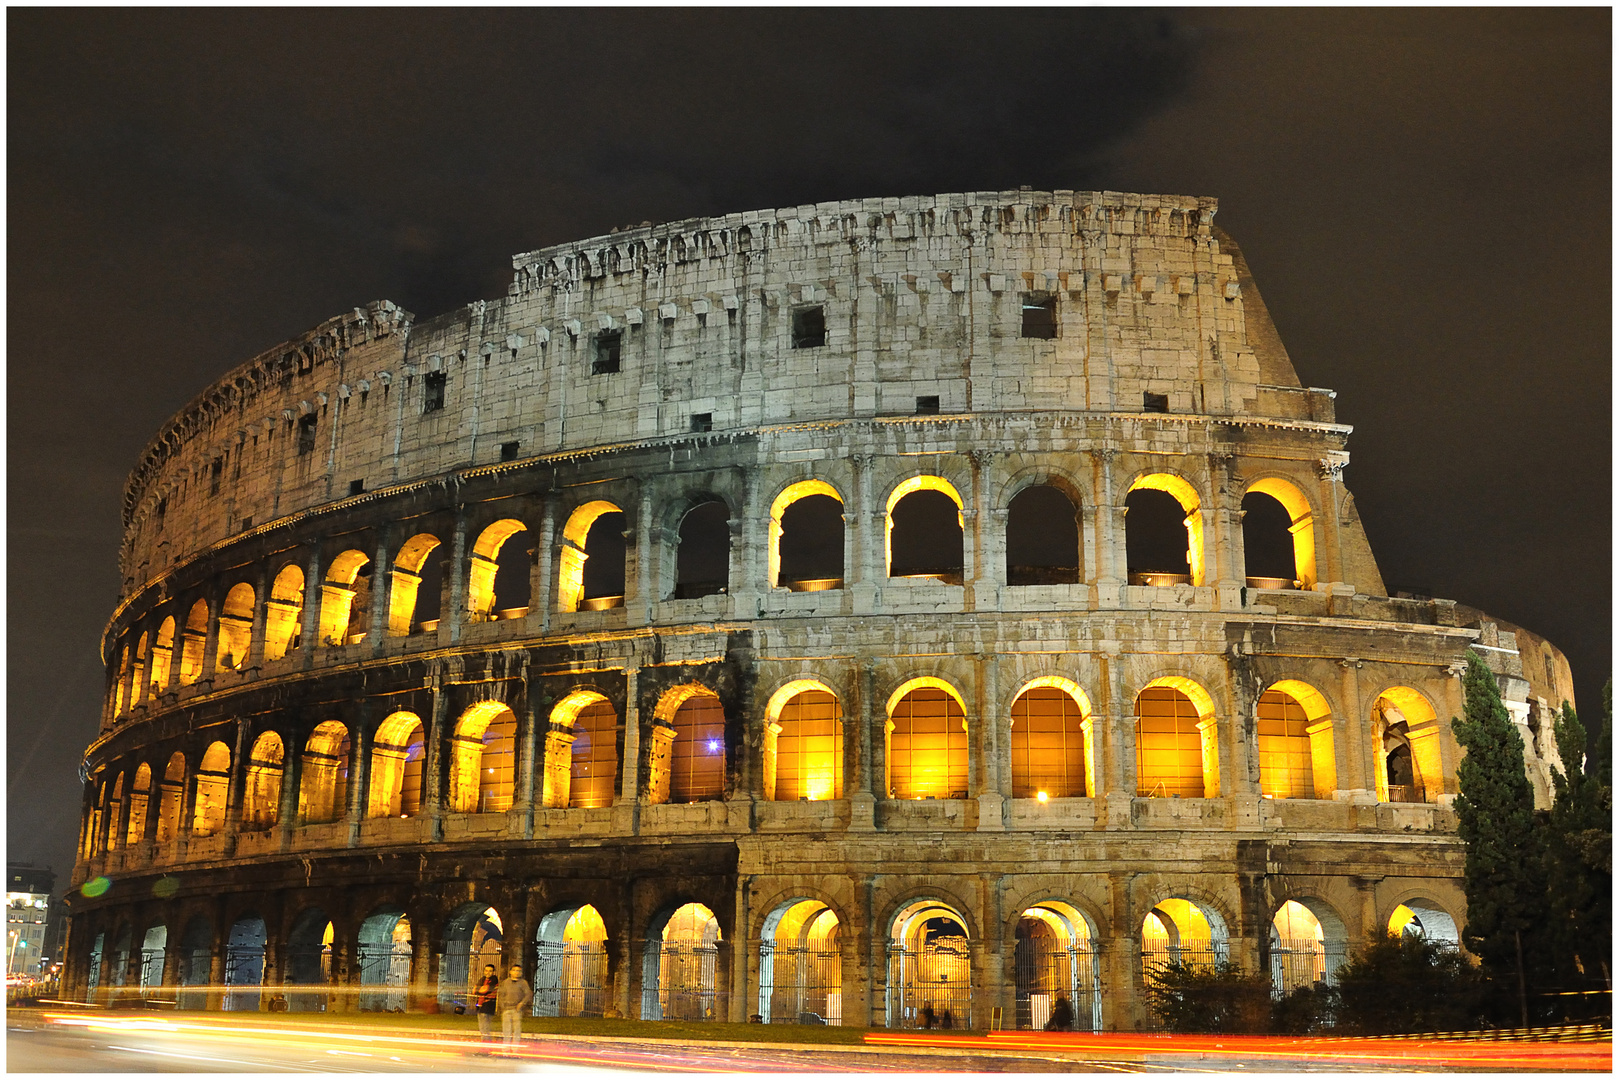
150;616;176;695
557;502;624;613
1141;896;1230;982
649;686;726;805
1387;897;1460;946
242;731;284;831
216;582;256;672
368;711;426;818
155;752;185;844
885;475;965;580
647;902;723;1021
543;690;619;809
1271;897;1350;991
264;565;304;661
389;533;443;635
768;480;845;590
1127;473;1205;586
299;721;351;824
125;763;152;846
318;550;370;646
533;903;610;1018
1261;680;1336;799
178;600;209;685
468;519;529;621
104;773;125;851
757;897;843;1024
192;740;231;836
1013;899;1101;1031
1134;676;1220;798
450;701;517;814
1008;676;1094;799
1372;686;1441;803
131;633;149;709
886;678;969;800
764;679;843;802
886;897;973;1028
1245;477;1317;589
112;644;131;716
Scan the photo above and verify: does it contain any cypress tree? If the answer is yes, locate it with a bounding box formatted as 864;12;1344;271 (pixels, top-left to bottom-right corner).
1451;651;1546;1026
1545;682;1612;989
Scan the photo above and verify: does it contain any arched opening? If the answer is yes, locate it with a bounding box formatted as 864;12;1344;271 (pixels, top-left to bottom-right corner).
1141;897;1230;991
104;773;124;851
191;741;231;836
131;635;148;710
766;684;843;802
87;931;106;1001
299;722;351;824
439;905;504;1010
449;703;517;814
1270;899;1349;996
178;600;209;685
177;916;212;1010
242;732;284;831
887;477;964;584
1125;474;1203;586
1373;688;1441;803
644;902;722;1021
1006;485;1081;585
886;681;968;800
1244;479;1317;590
1259;682;1336;800
156;752;185;843
1134;679;1219;798
389;533;446;635
468;519;531;622
759;899;842;1025
216;583;256;671
1014;901;1100;1031
149;616;175;695
558;502;625;613
771;482;845;592
285;909;334;1012
263;564;304;661
543;692;619;810
223;915;267;1012
674;500;731;599
139;925;167;995
113;644;131;717
533;905;609;1018
367;712;426;818
108;926;132;995
1388;899;1460;947
886;899;971;1029
356;909;412;1012
126;763;152;846
648;688;726;805
1010;680;1093;800
317;549;372;646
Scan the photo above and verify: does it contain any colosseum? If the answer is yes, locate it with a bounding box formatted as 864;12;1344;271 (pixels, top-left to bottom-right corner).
68;189;1575;1031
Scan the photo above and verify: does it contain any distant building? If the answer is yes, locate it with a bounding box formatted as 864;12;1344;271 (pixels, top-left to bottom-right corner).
8;864;55;978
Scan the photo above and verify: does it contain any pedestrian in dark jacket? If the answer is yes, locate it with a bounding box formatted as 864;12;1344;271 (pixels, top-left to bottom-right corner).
1046;992;1075;1032
496;965;533;1046
473;964;499;1039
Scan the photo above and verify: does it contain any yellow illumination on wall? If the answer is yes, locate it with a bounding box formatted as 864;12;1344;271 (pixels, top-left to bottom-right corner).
1128;473;1205;586
767;480;844;589
388;533;442;635
449;701;517;814
1246;477;1318;589
216;582;256;672
131;633;149;709
544;690;619;809
191;740;231;836
1135;676;1220;798
300;721;351;824
883;475;964;579
886;678;969;800
368;711;426;818
178;600;209;685
1009;676;1094;799
1373;687;1441;803
766;680;844;802
242;731;284;830
263;564;304;661
149;616;175;696
155;752;184;844
1264;680;1336;799
556;502;621;614
467;520;527;621
125;763;151;846
318;549;369;646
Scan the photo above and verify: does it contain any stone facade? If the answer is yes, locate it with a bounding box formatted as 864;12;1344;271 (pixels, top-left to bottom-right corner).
70;190;1571;1030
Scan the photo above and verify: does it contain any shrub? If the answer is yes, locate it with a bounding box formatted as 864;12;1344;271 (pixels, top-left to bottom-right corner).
1332;933;1485;1034
1143;960;1272;1033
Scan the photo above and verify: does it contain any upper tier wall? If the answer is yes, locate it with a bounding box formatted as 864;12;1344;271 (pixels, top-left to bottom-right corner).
119;190;1334;595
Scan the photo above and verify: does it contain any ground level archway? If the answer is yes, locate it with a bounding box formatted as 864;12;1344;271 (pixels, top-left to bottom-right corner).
759;899;842;1025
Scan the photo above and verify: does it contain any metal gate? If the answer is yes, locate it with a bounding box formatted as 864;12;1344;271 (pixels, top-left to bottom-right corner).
1013;937;1100;1031
356;943;412;1012
658;942;721;1021
886;939;972;1029
139;947;166;994
532;941;608;1018
1271;938;1336;996
177;948;212;1010
223;944;265;1011
282;944;332;1012
761;945;842;1025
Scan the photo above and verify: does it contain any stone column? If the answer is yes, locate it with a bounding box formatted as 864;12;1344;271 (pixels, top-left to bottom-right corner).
732;464;763;614
1099;647;1133;827
246;564;271;672
976;653;1004;831
1207;451;1245;605
423;675;448;841
514;683;540;838
849;659;877;830
298;549;323;672
445;509;468;647
1092;450;1125;604
1338;659;1373;801
534;495;557;637
276;742;303;851
1314;458;1348;588
850;453;876;614
345;708;372;847
964;449;993;612
629;485;654;626
612;666;641;835
198;597;223;688
221;722;251;853
368;533;392;657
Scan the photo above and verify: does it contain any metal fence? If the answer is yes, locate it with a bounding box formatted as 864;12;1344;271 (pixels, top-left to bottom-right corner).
223;944;266;1012
1014;937;1101;1031
760;945;842;1025
139;946;166;994
282;944;333;1012
887;939;973;1029
1270;937;1338;997
356;942;412;1012
645;942;723;1022
532;941;609;1018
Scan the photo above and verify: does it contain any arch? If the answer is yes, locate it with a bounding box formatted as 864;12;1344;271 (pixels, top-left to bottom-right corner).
318;549;371;646
1014;900;1100;1031
644;902;722;1021
1126;473;1204;586
1244;477;1317;589
156;752;185;843
468;519;531;622
178;599;209;685
543;691;619;810
216;582;256;671
759;898;843;1025
125;763;152;846
285;907;334;1012
449;702;517;814
223;915;267;1012
242;732;284;831
113;644;131;717
131;632;150;709
533;905;609;1018
1372;687;1441;803
177;915;213;1010
886;476;965;582
138;924;168;995
104;773;125;852
765;681;843;802
558;502;624;613
263;564;304;661
648;687;726;805
673;500;731;599
770;480;845;591
191;741;231;836
1135;677;1220;798
439;903;504;1009
356;907;412;1012
886;679;969;801
1006;484;1082;585
87;930;106;1000
886;897;972;1029
299;721;351;824
1141;896;1231;990
389;533;444;635
1270;897;1350;994
1009;678;1094;800
149;616;176;694
109;925;133;994
367;712;426;818
1260;681;1336;800
1388;897;1460;947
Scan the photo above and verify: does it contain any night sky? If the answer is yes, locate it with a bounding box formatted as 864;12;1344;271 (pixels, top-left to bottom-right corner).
8;10;1610;880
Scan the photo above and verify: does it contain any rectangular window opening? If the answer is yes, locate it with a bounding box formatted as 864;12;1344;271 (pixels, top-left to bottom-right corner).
423;371;447;413
1143;391;1170;414
239;515;253;531
348;479;365;497
915;395;940;416
690;413;713;433
1021;294;1057;339
296;414;317;455
209;458;223;496
592;330;622;374
791;305;826;349
500;441;520;462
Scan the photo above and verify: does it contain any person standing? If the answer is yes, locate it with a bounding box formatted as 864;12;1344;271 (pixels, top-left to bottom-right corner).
497;964;532;1047
473;964;499;1040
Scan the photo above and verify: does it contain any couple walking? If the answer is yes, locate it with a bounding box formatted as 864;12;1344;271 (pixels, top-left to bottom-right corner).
473;964;533;1046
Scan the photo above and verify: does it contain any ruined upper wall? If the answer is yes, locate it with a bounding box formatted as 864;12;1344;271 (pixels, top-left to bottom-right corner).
119;190;1339;594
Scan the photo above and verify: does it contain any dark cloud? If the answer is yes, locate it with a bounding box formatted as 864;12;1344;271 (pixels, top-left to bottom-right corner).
7;9;1607;875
